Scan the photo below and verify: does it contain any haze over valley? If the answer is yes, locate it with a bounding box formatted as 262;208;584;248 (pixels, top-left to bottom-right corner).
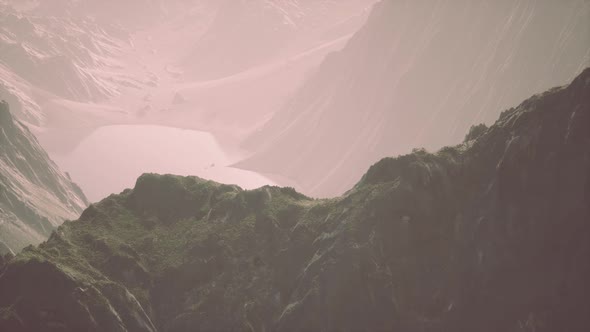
1;0;376;201
0;1;589;331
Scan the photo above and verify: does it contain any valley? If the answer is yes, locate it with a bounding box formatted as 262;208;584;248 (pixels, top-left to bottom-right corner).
0;0;376;201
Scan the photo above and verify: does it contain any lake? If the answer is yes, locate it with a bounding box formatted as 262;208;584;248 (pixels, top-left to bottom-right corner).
51;125;274;202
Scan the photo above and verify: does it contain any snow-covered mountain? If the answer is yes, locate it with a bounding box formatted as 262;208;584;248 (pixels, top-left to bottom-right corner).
184;0;374;80
0;0;374;129
8;0;170;27
0;101;88;254
0;0;374;133
238;0;590;197
0;0;375;200
0;3;129;126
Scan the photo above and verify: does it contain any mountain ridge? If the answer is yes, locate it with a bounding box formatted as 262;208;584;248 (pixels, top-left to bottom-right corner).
0;68;588;331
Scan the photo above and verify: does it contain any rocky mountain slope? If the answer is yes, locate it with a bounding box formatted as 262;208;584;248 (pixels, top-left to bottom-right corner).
239;0;590;197
0;3;131;126
183;0;374;80
0;67;588;331
0;101;88;254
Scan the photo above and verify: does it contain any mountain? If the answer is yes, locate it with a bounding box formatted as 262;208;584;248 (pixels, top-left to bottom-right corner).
238;0;590;197
0;68;588;331
0;0;374;127
0;101;88;254
0;0;377;206
0;0;374;139
0;4;129;127
31;0;168;27
183;0;375;80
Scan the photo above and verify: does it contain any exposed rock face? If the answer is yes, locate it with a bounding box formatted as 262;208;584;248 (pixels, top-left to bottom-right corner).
0;101;88;253
0;69;588;331
239;0;590;197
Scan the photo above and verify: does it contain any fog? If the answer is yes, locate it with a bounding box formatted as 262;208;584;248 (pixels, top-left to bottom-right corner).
0;0;588;201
